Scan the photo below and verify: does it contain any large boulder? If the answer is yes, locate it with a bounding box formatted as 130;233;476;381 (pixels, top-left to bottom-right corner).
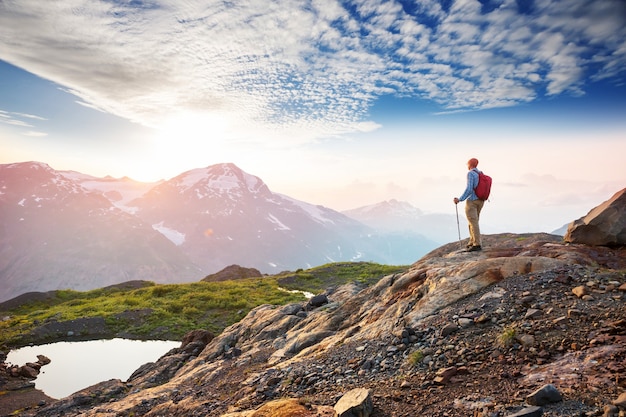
564;188;626;246
334;388;373;417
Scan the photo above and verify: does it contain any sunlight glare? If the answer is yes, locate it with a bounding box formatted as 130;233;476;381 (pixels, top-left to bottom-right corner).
134;111;235;181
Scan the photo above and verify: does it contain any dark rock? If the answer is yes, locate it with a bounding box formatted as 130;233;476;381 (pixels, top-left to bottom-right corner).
36;354;51;365
18;365;39;379
308;294;329;308
441;323;459;337
526;383;563;406
224;347;242;358
524;309;542;319
434;366;458;384
180;329;214;350
506;406;543;417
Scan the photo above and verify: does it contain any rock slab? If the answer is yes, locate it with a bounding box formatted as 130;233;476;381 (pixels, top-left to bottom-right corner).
565;188;626;246
334;388;373;417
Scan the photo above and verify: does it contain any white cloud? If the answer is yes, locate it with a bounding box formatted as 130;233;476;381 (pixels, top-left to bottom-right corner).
0;109;47;132
3;119;32;128
0;0;623;143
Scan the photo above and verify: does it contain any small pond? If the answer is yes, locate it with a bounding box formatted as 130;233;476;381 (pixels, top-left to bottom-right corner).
7;338;180;399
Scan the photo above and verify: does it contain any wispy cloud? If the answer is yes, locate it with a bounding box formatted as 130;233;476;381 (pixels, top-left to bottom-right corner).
13;112;47;121
0;0;624;142
23;131;49;137
0;109;48;135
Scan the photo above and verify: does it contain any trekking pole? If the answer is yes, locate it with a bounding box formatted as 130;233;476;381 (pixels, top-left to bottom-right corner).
455;203;462;250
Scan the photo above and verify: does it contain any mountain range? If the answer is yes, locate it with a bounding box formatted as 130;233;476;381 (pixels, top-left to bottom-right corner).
0;161;447;302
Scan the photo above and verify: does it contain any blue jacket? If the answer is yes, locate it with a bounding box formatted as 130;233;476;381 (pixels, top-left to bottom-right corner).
459;168;481;201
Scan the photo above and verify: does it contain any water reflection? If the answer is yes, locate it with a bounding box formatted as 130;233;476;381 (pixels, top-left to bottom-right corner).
7;338;179;399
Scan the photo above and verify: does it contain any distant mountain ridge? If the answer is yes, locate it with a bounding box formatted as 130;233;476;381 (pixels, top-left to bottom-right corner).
342;199;460;244
59;170;160;211
126;163;381;274
0;162;200;302
0;161;441;301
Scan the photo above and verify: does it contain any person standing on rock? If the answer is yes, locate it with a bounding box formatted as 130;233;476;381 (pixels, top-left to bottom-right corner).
454;158;485;252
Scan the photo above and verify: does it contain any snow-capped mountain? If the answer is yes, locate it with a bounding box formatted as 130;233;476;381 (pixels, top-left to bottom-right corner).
342;199;424;232
0;162;441;302
343;199;460;245
126;163;381;273
0;162;200;302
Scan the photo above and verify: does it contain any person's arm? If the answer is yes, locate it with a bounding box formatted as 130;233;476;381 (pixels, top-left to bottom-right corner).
457;170;479;202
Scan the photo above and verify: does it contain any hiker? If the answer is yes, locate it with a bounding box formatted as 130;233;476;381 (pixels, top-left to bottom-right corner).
454;158;484;252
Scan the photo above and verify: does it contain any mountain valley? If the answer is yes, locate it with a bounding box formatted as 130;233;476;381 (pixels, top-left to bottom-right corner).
1;161;442;302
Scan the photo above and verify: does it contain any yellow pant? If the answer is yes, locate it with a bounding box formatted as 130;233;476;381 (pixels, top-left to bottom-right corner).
465;199;485;247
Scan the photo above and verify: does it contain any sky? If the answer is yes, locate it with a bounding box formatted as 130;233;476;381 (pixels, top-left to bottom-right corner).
1;0;625;235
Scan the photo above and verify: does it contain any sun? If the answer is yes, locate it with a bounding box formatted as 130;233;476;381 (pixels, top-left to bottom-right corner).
126;111;236;181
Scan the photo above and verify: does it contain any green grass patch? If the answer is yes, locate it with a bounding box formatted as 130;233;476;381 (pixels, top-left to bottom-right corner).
407;349;425;367
0;262;407;349
275;261;407;294
497;326;517;348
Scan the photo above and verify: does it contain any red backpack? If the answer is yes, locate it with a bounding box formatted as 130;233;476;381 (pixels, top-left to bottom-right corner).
474;170;492;200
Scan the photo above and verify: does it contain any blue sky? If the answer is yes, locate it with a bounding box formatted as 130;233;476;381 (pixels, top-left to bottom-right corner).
1;0;625;234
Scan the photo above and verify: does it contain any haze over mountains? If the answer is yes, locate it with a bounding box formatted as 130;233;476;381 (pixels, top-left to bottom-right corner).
0;161;446;302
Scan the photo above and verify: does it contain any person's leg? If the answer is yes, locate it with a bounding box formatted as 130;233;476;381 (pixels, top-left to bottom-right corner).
465;200;483;247
474;200;484;246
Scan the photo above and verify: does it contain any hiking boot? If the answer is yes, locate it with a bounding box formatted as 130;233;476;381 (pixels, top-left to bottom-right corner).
466;245;482;252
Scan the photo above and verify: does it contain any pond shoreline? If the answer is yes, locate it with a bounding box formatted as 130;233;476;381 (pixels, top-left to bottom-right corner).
6;339;180;400
0;350;53;416
1;338;181;415
0;385;52;416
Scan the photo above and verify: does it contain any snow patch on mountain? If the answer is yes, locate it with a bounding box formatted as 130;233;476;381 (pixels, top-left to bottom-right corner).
267;214;290;231
178;164;263;195
344;199;423;219
6;161;50;171
277;194;336;225
351;251;364;261
61;170;158;212
152;222;186;246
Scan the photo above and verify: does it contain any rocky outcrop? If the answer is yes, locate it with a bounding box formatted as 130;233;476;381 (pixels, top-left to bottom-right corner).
6;355;51;380
0;352;53;414
565;188;626;246
126;329;213;389
202;265;263;282
13;233;626;417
